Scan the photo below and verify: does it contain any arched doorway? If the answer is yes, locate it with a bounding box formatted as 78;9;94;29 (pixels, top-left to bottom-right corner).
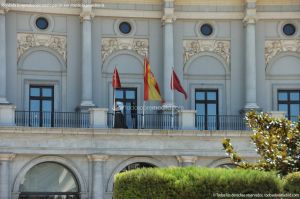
120;162;156;172
18;162;80;199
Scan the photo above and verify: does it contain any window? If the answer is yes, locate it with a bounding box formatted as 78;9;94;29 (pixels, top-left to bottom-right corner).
282;23;296;36
278;90;300;121
19;162;79;199
200;23;213;36
119;22;132;34
120;162;156;173
115;88;137;128
195;89;218;130
29;85;54;127
35;17;49;30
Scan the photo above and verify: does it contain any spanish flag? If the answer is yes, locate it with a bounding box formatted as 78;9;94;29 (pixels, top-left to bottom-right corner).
144;57;163;102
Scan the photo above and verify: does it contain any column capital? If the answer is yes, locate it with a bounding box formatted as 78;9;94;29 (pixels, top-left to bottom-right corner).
176;156;198;164
162;8;176;25
88;154;109;162
243;8;257;25
0;153;16;161
80;5;94;21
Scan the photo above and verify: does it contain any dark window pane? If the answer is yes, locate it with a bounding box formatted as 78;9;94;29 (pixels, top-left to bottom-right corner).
126;90;135;99
196;92;205;100
278;104;288;113
35;17;49;30
207;104;217;115
30;88;40;97
42;100;52;112
290;92;299;101
278;92;288;101
115;90;123;99
196;104;205;115
42;88;53;97
200;23;213;36
119;22;132;34
283;23;296;36
207;92;217;100
290;104;299;116
30;100;40;111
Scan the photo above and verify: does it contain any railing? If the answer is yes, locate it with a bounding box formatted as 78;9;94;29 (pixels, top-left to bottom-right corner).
107;112;179;129
15;111;90;128
196;115;248;130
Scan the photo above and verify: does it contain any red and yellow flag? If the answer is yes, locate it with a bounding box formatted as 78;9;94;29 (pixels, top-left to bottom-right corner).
144;57;163;102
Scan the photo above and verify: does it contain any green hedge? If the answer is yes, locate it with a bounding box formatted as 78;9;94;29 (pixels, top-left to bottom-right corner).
113;167;282;199
283;172;300;193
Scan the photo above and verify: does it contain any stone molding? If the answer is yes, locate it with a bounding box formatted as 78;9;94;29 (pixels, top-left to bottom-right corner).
265;39;300;67
162;7;176;25
17;33;67;63
80;5;94;21
0;153;15;161
88;154;110;162
101;37;148;64
183;39;230;66
176;155;198;163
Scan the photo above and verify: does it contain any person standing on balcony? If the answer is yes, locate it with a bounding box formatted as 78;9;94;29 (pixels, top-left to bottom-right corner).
114;104;127;128
131;102;137;129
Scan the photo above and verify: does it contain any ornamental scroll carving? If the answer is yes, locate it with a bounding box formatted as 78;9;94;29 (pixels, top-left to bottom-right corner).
101;38;148;63
265;40;300;66
17;33;67;62
183;40;230;66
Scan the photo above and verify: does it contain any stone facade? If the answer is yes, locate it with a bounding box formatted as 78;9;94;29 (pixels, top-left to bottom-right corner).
0;0;299;198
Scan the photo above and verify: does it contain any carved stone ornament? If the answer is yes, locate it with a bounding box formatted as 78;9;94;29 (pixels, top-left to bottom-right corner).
183;40;230;66
101;38;148;63
17;33;67;62
265;40;300;66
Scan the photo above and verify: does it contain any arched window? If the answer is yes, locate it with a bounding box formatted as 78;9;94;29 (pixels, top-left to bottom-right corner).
120;162;156;173
216;163;237;169
19;162;80;199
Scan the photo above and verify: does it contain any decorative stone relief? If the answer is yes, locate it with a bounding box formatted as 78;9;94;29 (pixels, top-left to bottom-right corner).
17;33;67;62
101;38;148;63
265;40;300;66
183;40;230;66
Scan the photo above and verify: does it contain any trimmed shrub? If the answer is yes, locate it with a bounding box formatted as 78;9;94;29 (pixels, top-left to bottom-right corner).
113;167;282;199
283;172;300;193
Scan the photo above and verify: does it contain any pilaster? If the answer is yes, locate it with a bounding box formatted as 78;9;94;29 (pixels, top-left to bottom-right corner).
242;0;260;112
0;153;15;199
162;0;176;106
0;2;9;104
79;5;95;109
88;154;109;199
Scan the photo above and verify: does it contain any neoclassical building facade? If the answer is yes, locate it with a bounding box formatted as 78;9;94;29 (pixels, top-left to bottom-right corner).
0;0;299;198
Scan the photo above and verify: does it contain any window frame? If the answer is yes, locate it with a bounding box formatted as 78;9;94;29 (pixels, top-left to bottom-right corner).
278;89;300;120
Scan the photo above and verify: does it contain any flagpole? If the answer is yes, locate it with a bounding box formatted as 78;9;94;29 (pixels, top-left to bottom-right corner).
171;67;175;130
113;87;115;128
142;101;145;129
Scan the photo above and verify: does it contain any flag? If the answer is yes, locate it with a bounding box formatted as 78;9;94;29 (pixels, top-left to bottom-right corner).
144;57;163;101
112;68;121;88
171;69;188;100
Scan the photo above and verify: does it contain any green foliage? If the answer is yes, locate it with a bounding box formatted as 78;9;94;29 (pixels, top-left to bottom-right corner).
283;172;300;193
223;111;300;176
113;167;282;199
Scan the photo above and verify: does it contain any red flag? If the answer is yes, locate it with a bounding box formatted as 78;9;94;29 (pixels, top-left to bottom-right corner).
112;68;121;88
144;57;163;102
171;70;188;100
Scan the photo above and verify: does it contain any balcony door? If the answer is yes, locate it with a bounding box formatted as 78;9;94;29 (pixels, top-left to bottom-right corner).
278;90;300;122
195;89;218;130
115;88;137;128
29;85;54;127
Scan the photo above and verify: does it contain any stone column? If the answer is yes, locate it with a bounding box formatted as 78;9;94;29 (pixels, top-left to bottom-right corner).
88;154;109;199
243;0;259;111
162;0;176;106
0;6;9;104
176;156;197;167
0;154;15;199
80;5;95;109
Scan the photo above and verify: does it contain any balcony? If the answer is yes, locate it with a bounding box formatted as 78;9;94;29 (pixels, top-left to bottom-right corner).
15;111;90;128
11;109;249;131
